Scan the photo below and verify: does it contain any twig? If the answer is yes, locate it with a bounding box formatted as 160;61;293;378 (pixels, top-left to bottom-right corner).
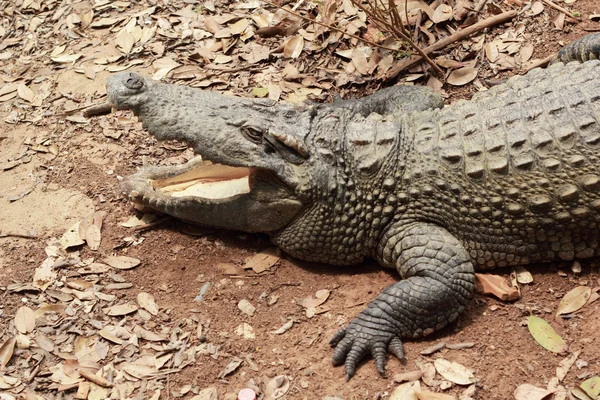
0;231;38;239
84;102;112;117
77;369;113;388
382;10;518;81
523;53;555;72
540;0;577;19
352;0;444;77
261;0;406;53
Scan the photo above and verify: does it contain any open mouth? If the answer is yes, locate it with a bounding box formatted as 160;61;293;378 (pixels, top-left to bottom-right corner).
149;160;252;200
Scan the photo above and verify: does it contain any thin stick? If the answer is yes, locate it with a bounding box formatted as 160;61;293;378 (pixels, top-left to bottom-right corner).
83;102;112;118
261;0;406;52
382;10;517;81
523;53;555;72
351;0;444;76
540;0;577;19
0;232;38;239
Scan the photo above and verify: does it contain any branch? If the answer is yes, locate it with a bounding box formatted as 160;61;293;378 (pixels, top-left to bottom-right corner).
382;10;518;81
261;0;406;53
351;0;443;76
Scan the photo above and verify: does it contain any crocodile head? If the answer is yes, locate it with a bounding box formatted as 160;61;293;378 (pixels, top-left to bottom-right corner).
107;72;325;233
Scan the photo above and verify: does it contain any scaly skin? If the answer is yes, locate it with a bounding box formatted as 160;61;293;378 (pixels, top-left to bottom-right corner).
106;34;600;380
551;32;600;64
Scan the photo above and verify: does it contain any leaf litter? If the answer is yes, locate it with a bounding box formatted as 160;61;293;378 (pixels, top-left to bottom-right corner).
1;0;599;398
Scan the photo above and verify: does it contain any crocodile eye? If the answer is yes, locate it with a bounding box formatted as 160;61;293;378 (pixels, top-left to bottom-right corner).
241;125;264;144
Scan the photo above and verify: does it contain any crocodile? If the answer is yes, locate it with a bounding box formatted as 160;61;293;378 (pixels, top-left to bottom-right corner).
106;33;600;380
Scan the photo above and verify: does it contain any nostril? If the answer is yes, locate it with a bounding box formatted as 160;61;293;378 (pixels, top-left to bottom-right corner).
125;73;144;90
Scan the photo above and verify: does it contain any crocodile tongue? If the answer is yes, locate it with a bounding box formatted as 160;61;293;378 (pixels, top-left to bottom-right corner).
152;162;251;200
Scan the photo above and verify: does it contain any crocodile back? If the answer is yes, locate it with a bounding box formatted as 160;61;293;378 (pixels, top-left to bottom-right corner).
405;60;600;268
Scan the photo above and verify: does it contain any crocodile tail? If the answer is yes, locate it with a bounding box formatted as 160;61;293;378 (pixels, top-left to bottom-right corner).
550;32;600;65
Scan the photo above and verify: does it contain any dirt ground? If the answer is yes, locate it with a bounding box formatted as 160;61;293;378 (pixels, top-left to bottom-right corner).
1;0;600;399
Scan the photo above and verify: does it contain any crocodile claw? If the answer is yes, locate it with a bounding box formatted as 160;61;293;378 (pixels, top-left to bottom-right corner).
330;313;406;380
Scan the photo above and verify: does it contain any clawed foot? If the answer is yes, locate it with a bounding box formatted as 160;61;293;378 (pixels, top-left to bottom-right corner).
329;311;406;381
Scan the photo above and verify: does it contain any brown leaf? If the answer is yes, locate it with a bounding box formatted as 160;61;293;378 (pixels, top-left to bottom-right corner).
351;48;369;75
475;273;520;301
14;306;36;334
103;256;140;270
115;32;136;54
431;4;453;23
85;225;101;251
0;337;16;369
393;370;425;383
447;67;478;86
104;303;138;316
243;247;280;273
556;286;592;316
514;384;554;400
217;357;243;379
17;83;35;102
137;292;159;315
530;1;545;15
433;358;477;385
556;351;580;382
283;35;304;59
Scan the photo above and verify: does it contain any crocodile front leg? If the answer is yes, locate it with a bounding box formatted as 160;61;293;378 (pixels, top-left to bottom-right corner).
330;222;475;379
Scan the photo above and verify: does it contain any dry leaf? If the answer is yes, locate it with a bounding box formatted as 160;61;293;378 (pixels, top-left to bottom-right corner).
104;303;138;316
14;306;36;334
514;384;554;400
190;387;218;400
514;266;533;284
390;381;421;400
32;257;57;291
518;44;535;64
230;18;249;35
556;286;591;316
485;41;499;62
121;213;157;227
433;358;477;385
85;224;101;251
527;316;568;353
217;358;243;379
17;83;35;102
556;351;580;382
351;48;369;75
51;53;82;63
115;32;136;54
137;292;159;315
243;247;279;273
103;256;140;270
530;1;545;15
431;4;453;23
60;221;85;249
0;337;16;369
264;375;291;399
213;54;232;64
90;17;122;28
416;391;456;400
447;67;478;86
393;370;425;383
283;35;304;59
